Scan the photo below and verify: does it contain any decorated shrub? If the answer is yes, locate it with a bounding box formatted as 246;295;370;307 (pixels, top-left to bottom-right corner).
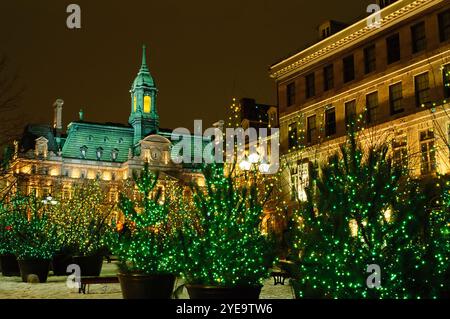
48;181;114;258
107;164;183;275
0;204;15;256
180;164;276;289
8;193;59;261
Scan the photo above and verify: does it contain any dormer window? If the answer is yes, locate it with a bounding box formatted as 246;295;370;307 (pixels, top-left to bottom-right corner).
104;137;109;143
80;146;88;159
87;135;93;142
118;138;123;144
111;149;119;162
96;147;103;160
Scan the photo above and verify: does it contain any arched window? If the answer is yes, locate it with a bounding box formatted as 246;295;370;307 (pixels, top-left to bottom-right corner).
133;95;137;112
111;149;119;162
80;146;88;159
144;96;151;113
96;147;103;160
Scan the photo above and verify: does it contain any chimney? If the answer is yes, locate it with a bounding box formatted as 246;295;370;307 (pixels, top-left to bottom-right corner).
376;0;399;9
318;20;349;40
53;99;64;136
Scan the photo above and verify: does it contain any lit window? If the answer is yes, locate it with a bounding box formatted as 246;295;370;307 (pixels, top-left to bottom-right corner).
133;95;137;112
420;130;435;175
111;149;119;161
393;136;408;169
96;147;103;160
144;96;151;113
80;146;88;159
415;72;431;107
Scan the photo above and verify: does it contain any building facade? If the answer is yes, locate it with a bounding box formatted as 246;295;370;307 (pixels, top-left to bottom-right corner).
5;46;206;202
270;0;450;203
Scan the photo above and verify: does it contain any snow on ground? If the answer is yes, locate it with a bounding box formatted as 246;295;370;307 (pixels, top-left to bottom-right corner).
0;262;294;299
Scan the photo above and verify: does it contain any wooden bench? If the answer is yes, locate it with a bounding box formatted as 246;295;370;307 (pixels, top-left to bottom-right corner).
270;271;289;286
78;276;119;294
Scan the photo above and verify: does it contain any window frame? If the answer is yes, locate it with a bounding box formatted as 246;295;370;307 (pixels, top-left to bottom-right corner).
364;44;376;74
286;82;296;107
386;33;401;64
344;100;357;130
415;72;431;107
389;82;404;115
323;64;334;91
288;123;299;149
307;115;317;144
305;72;316;99
325;107;337;137
343;55;355;83
411;21;427;54
438;9;450;43
366;91;379;124
419;129;436;175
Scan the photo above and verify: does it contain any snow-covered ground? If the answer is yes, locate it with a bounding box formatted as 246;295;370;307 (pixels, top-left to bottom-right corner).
0;262;294;299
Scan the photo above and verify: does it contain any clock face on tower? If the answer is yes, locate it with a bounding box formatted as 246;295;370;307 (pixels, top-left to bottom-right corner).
150;148;161;161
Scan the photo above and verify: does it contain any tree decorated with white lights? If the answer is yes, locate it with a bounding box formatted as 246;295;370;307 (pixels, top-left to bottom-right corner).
48;181;114;257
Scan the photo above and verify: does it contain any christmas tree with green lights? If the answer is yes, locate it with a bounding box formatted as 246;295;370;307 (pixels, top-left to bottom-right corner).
291;128;449;298
7;192;59;260
180;163;277;287
107;163;183;275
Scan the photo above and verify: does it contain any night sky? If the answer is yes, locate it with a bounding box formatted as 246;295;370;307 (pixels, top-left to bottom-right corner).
0;0;372;132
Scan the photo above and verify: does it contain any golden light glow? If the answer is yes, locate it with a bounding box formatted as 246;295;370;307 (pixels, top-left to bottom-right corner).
87;170;96;180
144;96;151;113
102;171;112;181
349;219;358;237
50;167;60;176
134;95;137;112
71;169;80;179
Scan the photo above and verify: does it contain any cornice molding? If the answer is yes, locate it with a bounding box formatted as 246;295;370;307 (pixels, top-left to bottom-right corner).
270;0;439;80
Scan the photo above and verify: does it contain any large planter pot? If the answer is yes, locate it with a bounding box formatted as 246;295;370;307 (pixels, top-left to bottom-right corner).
52;253;73;276
186;284;262;299
18;259;50;283
0;254;20;277
72;254;103;277
118;273;176;299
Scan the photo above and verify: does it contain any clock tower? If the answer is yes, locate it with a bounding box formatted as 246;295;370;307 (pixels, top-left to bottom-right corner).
129;45;159;145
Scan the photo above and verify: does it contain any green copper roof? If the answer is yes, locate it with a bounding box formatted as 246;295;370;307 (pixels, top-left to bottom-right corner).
62;122;134;163
132;45;155;90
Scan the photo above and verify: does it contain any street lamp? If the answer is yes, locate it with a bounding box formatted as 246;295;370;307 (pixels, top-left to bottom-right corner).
42;194;58;206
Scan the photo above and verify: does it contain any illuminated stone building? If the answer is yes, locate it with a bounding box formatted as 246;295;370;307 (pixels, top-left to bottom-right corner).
270;0;450;202
6;46;206;201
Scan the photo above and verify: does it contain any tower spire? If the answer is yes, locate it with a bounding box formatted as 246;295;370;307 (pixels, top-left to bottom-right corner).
141;44;148;71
